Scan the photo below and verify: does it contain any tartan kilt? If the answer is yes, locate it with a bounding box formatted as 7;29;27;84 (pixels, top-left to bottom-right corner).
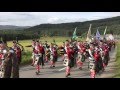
68;57;74;68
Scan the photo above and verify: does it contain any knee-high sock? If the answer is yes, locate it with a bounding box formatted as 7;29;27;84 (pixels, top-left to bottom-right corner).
103;63;106;68
66;66;70;75
77;61;83;68
90;70;95;78
50;61;53;66
62;55;65;61
46;56;48;62
36;65;40;71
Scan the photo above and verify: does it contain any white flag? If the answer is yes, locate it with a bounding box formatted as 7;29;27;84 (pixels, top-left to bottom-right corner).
104;26;107;35
86;24;92;42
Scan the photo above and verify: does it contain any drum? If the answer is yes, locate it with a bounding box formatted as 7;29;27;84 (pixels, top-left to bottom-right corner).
89;57;96;70
34;54;41;66
63;54;69;66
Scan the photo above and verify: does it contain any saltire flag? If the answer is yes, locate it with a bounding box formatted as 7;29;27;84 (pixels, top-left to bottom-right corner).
96;27;101;40
86;24;92;42
72;27;78;40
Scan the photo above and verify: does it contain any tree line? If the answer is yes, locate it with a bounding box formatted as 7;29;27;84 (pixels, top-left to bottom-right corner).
0;16;120;41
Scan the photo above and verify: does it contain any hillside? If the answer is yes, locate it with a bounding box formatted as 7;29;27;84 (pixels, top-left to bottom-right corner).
0;25;31;30
1;16;120;41
24;16;120;36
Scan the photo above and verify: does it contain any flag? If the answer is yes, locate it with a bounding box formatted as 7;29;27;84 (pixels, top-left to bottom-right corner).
103;26;107;41
104;26;107;35
86;24;92;42
72;27;78;40
95;27;101;40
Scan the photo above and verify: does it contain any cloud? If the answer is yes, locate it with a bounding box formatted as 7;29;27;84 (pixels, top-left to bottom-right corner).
0;12;120;26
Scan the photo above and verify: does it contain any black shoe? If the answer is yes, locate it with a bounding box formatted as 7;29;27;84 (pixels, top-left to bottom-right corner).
36;71;40;75
79;67;82;70
66;75;69;77
50;66;53;68
66;73;70;77
68;73;70;76
31;64;34;66
53;66;55;67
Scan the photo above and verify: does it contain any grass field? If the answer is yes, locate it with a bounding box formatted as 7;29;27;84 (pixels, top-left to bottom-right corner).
7;36;84;52
113;41;120;77
7;36;85;65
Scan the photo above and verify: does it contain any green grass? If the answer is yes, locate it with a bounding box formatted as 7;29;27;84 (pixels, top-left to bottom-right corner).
7;36;85;52
6;36;85;65
113;42;120;78
20;51;32;65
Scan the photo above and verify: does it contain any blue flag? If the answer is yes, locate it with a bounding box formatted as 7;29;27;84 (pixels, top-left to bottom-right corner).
96;28;101;40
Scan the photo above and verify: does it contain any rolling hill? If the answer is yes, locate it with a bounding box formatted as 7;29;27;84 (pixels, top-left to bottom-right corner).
1;16;120;41
24;16;120;36
0;25;31;30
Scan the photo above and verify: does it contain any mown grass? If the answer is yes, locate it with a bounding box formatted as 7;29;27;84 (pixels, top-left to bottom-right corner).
7;36;85;65
113;41;120;78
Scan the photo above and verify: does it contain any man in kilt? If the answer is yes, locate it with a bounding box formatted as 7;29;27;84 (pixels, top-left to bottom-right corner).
0;41;18;78
64;40;74;77
12;40;22;78
49;43;58;68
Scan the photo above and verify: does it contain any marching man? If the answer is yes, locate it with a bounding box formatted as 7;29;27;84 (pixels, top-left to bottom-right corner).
39;41;45;68
12;40;22;78
77;41;86;70
49;43;58;68
0;41;18;78
64;40;74;77
34;40;43;75
88;43;96;78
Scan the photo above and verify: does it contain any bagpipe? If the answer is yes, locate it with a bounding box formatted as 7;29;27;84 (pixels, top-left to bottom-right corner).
16;37;24;52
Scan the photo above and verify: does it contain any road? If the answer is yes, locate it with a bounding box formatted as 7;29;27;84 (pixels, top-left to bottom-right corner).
19;47;116;78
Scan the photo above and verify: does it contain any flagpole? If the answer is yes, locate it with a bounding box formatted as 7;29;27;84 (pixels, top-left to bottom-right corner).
86;24;92;42
103;26;107;41
88;24;92;35
104;26;107;35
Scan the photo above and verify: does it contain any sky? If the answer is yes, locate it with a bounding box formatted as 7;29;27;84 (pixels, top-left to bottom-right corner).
0;12;120;26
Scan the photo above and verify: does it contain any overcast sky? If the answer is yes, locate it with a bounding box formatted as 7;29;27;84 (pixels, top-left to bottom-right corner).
0;12;120;26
